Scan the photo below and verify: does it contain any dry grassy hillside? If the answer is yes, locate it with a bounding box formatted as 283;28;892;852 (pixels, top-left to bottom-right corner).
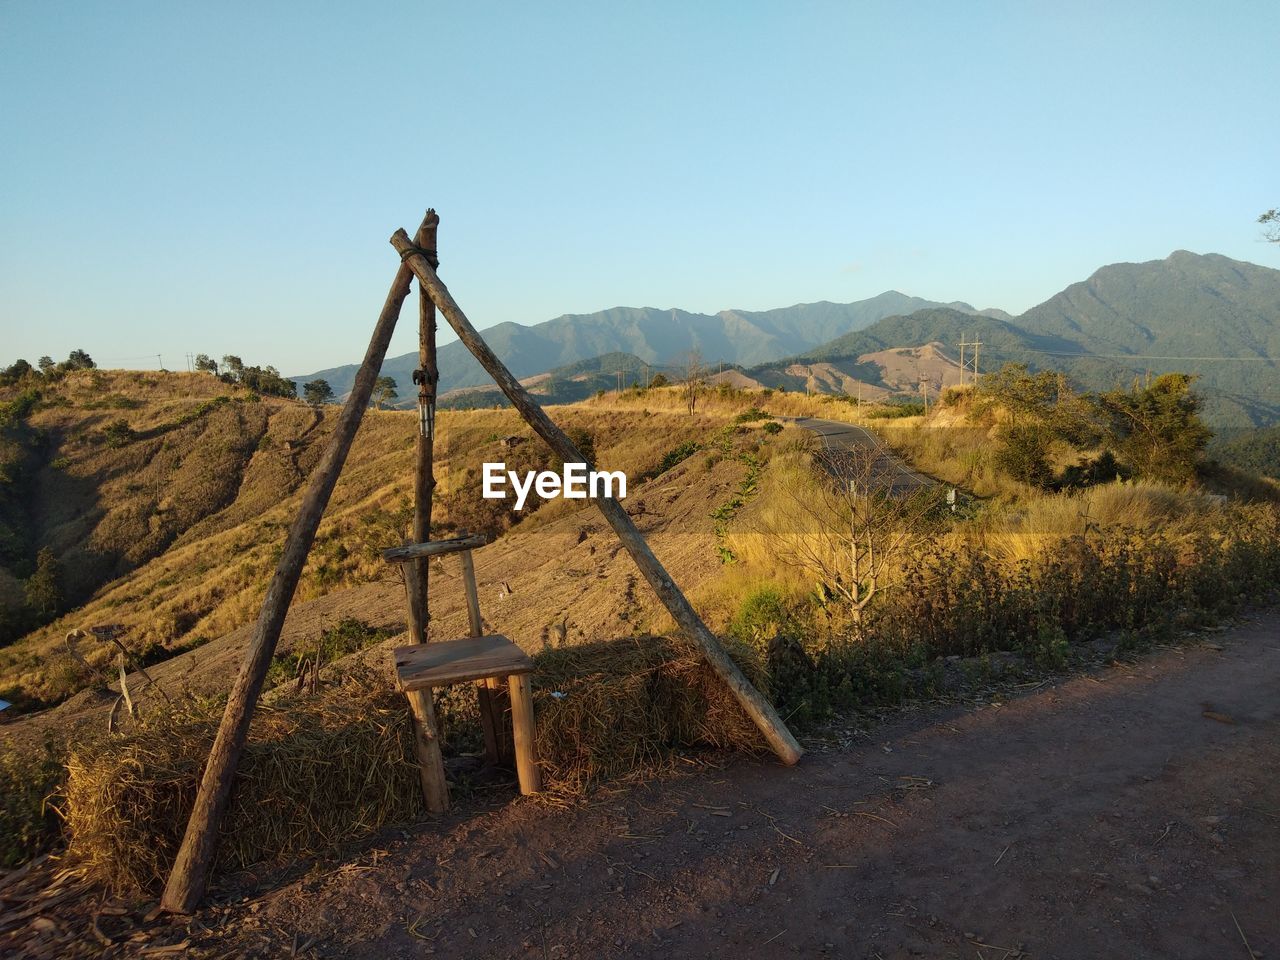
1;373;822;715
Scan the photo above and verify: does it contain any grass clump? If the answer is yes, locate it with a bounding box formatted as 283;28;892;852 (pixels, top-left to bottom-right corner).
0;738;65;867
532;635;767;793
265;618;393;689
64;677;420;892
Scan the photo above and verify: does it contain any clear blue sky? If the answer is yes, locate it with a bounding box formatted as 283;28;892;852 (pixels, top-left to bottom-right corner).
2;2;1276;373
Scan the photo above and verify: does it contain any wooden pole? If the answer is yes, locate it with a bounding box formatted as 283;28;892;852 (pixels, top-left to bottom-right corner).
407;211;440;644
159;213;432;915
390;228;803;766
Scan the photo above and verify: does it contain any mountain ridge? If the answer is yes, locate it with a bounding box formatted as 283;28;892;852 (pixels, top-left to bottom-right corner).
293;291;999;400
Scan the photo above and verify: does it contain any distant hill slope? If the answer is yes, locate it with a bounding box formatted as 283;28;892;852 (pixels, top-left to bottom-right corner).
295;291;999;401
1018;251;1280;357
438;352;678;409
738;253;1280;428
1014;251;1280;426
744;308;1084;396
1214;425;1280;480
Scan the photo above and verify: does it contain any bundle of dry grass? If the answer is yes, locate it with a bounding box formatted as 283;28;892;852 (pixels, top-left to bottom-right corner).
64;679;420;892
62;636;769;891
533;635;769;793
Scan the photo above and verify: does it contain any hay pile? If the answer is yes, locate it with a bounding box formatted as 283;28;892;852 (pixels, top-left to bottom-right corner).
533;635;768;792
64;680;420;892
64;635;769;892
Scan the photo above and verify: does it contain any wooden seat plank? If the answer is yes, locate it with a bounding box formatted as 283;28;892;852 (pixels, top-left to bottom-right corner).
394;634;532;691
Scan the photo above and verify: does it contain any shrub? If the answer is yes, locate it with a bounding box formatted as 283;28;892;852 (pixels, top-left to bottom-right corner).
639;440;701;481
101;418;137;448
993;422;1054;488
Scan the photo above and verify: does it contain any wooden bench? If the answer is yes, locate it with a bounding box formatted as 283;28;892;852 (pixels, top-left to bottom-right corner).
383;535;541;813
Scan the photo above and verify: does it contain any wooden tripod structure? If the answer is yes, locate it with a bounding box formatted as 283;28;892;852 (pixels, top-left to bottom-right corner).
160;209;802;913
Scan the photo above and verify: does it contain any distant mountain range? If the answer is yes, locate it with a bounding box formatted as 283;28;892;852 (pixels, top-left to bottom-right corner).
295;291;1008;401
295;251;1280;428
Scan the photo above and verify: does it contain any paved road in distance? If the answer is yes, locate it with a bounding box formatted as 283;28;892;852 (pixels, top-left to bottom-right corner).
791;416;938;496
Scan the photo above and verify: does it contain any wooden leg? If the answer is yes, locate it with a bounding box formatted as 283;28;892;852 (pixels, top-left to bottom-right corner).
405;688;449;814
476;680;501;762
486;677;514;763
507;673;541;795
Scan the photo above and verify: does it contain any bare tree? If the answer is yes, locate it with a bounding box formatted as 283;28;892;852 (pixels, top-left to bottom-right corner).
767;441;940;628
681;348;705;416
1259;208;1279;244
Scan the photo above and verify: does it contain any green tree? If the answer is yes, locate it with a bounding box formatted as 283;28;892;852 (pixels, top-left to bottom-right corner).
64;349;95;370
0;360;33;386
193;353;219;374
23;547;61;621
372;375;399;409
974;363;1058;424
37;356;54;375
221;355;244;377
648;372;670;388
1095;373;1210;483
993;423;1055;488
303;378;335;406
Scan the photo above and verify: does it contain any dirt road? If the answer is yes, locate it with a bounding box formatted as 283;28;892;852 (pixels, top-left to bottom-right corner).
793;416;936;495
116;612;1273;960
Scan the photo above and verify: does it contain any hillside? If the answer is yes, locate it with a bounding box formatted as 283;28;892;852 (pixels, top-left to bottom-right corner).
296;291;1002;402
744;309;1079;397
0;371;334;646
438;352;678;409
730;253;1280;428
1016;251;1280;424
0;371;824;714
1214;424;1280;480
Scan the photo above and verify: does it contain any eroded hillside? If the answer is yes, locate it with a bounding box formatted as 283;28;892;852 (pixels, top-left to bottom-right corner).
0;371;805;714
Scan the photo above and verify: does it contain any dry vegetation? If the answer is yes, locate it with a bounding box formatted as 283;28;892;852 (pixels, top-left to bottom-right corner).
62;635;765;892
1;374;784;712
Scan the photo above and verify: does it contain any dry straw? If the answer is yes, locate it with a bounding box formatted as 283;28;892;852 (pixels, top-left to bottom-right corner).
63;635;767;892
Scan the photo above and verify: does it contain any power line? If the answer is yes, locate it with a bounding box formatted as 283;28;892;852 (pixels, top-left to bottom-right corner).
1029;350;1276;362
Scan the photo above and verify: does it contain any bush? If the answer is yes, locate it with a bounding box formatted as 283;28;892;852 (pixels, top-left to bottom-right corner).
868;402;924;419
640;440;701;481
101;418;137;448
993;423;1054;488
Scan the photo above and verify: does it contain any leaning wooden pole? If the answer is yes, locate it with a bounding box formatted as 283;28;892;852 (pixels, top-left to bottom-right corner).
159;213;431;914
390;228;803;766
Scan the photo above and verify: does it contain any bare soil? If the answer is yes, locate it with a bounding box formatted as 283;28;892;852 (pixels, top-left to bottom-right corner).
7;614;1278;959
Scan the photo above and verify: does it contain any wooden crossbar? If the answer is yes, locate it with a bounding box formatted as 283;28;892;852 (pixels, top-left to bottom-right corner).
382;533;488;563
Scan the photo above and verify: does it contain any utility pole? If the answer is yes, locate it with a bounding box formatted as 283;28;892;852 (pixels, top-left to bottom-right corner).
920;376;929;415
958;334;983;385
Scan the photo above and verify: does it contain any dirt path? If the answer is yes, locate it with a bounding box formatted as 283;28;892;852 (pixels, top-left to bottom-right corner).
9;615;1278;958
119;612;1270;960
